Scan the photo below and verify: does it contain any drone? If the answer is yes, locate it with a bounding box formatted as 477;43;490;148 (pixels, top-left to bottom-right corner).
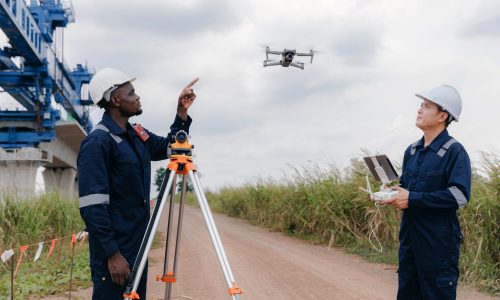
263;47;314;70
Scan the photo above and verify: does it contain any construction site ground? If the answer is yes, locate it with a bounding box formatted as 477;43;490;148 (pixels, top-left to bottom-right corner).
44;205;499;300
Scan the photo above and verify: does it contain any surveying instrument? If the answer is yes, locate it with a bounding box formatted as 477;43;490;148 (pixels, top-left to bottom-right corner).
123;130;243;300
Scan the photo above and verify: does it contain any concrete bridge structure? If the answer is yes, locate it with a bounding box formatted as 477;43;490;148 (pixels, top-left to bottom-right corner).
0;121;85;198
0;0;92;199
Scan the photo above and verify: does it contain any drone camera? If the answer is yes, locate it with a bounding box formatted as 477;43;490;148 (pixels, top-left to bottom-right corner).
284;51;295;62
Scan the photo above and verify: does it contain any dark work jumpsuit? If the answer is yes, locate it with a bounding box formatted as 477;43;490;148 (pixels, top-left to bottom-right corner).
78;112;191;300
398;129;471;300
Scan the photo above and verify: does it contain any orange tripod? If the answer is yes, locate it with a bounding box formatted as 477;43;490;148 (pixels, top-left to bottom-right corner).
123;131;243;300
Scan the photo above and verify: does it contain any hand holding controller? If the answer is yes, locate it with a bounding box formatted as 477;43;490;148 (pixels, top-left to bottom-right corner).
372;188;399;201
359;186;399;201
360;155;400;202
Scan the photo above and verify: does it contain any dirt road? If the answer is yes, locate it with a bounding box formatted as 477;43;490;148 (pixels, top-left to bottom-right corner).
47;205;498;300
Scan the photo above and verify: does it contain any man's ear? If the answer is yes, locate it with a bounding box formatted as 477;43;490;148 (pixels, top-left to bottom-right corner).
110;95;121;108
438;111;449;124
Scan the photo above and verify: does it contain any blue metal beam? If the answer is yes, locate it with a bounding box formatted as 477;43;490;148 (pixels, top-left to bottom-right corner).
0;0;93;148
0;129;56;147
0;0;44;65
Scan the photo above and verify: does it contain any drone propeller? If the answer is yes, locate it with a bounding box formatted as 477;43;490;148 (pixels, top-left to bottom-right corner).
308;47;323;63
258;43;272;61
309;50;314;63
307;45;322;52
257;43;272;50
295;48;317;64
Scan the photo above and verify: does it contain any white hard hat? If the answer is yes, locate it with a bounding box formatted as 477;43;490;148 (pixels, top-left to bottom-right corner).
415;84;462;122
89;68;136;105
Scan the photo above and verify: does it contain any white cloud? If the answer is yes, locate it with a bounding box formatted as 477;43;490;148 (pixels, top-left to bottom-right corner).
59;0;500;191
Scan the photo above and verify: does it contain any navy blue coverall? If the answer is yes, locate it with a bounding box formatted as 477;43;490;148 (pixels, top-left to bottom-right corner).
398;129;471;300
78;112;191;300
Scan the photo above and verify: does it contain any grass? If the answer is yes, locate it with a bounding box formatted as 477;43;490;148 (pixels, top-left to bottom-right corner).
0;192;91;299
459;153;500;294
0;192;174;299
0;192;84;250
1;153;497;297
203;152;500;295
0;247;91;299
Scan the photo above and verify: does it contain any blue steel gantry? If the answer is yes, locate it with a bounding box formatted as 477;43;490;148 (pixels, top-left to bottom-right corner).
0;0;92;197
0;0;92;149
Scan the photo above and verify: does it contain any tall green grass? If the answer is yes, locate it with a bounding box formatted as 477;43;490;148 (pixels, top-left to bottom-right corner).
459;153;500;293
0;192;84;250
0;192;90;298
205;153;500;294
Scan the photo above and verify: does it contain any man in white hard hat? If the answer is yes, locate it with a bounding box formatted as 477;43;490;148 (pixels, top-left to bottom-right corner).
383;85;471;299
77;67;198;299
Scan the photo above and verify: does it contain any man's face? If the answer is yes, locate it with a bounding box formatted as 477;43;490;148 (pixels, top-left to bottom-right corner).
111;82;142;117
416;99;447;130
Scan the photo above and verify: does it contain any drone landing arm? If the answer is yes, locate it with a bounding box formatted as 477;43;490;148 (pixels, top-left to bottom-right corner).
263;61;282;67
289;62;304;70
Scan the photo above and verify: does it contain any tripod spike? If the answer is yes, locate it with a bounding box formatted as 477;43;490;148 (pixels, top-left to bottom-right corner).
228;282;243;296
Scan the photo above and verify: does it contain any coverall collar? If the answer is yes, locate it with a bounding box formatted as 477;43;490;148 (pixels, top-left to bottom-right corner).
101;112;136;136
415;129;450;153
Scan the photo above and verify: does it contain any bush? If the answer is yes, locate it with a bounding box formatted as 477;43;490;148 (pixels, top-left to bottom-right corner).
0;192;91;298
206;154;500;294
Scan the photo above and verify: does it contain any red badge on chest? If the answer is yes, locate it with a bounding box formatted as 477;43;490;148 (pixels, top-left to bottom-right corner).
133;123;150;142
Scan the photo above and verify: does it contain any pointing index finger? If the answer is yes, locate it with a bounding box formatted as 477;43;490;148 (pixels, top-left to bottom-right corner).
186;77;199;88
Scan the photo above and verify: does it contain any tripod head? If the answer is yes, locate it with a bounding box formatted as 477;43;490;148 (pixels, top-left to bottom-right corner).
170;130;193;156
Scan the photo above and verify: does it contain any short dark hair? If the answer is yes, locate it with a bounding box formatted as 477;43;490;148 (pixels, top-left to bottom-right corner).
437;106;452;127
96;84;127;110
96;98;109;110
96;87;119;110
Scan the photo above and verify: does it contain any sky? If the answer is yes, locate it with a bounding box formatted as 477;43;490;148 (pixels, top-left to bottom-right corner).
5;0;500;191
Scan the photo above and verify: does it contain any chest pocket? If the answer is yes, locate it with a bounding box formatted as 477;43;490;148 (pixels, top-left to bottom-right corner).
404;168;420;191
405;157;449;191
111;159;144;208
406;137;457;192
421;170;447;191
92;124;146;208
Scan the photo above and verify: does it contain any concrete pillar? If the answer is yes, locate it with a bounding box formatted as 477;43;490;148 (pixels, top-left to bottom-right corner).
0;148;51;199
42;167;77;199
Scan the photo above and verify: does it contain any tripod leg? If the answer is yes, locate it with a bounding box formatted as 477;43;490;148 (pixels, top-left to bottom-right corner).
123;170;177;299
162;176;178;272
164;174;188;300
188;170;242;299
161;175;177;299
133;168;172;274
191;172;235;280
